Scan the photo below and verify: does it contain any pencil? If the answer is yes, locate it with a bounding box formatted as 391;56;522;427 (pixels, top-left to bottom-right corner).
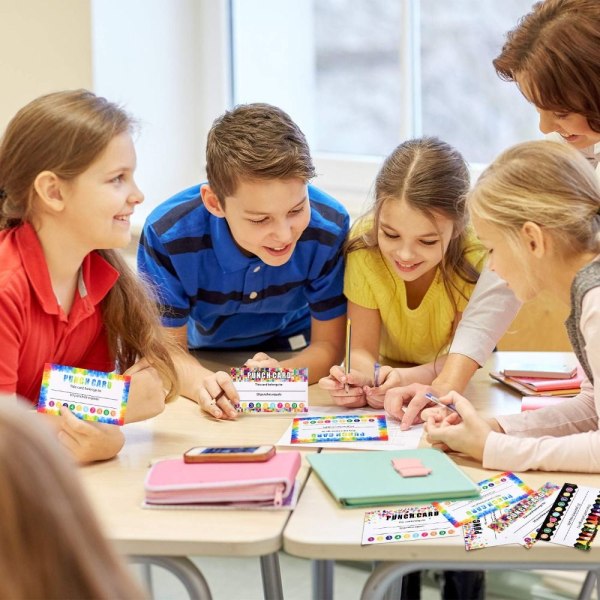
424;392;458;413
344;318;352;392
373;362;381;387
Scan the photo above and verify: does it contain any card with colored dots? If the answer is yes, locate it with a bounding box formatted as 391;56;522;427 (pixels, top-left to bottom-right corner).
37;363;130;425
362;505;461;545
290;414;388;444
433;471;535;527
535;483;600;551
231;367;309;414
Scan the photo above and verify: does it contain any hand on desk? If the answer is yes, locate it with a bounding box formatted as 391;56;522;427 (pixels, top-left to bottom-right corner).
423;392;492;462
197;370;240;420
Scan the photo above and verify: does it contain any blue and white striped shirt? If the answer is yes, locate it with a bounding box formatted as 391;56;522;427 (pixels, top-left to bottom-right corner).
138;184;349;349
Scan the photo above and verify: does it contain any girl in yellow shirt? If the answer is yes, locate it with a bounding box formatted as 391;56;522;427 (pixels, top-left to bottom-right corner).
320;137;486;409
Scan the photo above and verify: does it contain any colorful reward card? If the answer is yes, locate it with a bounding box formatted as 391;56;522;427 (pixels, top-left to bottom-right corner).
433;471;534;527
290;414;388;444
535;483;600;551
462;482;560;551
37;363;129;425
231;367;308;414
362;505;461;545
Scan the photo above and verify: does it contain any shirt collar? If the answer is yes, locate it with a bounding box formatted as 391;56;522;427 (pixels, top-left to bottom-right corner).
16;223;119;314
209;214;263;272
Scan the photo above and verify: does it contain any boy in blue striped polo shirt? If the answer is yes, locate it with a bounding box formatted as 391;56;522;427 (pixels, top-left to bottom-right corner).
138;103;349;419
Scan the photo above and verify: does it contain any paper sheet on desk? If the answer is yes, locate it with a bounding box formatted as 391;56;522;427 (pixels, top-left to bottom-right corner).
275;407;423;450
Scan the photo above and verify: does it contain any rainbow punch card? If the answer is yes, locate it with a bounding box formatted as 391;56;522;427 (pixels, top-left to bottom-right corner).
37;363;130;425
290;414;388;444
231;367;308;414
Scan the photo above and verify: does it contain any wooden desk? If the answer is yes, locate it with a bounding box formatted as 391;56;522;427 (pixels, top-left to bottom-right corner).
283;352;600;600
78;362;314;600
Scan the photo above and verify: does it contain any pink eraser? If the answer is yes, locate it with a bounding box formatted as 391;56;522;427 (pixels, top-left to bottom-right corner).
391;458;423;469
398;466;432;478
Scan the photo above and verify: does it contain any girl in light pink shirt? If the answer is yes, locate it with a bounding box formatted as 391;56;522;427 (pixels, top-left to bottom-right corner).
425;140;600;472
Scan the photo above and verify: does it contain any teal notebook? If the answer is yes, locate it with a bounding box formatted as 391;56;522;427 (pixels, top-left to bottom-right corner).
308;449;479;508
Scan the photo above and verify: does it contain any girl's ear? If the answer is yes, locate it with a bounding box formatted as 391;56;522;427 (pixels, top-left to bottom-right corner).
521;221;545;257
201;184;226;218
33;171;64;213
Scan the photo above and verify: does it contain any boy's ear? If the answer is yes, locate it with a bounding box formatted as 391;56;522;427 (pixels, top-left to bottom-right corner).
521;221;545;257
201;184;226;218
33;171;65;213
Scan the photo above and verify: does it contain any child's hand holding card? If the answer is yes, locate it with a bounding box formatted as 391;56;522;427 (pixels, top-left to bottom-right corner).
37;363;130;425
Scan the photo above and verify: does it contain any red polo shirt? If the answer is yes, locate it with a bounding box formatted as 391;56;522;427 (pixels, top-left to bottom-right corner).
0;223;119;403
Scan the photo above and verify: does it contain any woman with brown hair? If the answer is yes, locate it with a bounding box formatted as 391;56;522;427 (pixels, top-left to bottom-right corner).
0;90;178;462
0;398;146;599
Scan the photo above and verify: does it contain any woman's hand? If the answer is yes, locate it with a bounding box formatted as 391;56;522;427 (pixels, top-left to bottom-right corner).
318;365;370;408
57;407;125;463
383;382;438;429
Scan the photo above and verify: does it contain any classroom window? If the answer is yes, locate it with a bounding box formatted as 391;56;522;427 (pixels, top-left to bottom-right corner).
231;0;541;165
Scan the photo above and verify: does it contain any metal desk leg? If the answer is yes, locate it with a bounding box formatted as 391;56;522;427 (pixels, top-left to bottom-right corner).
312;560;334;600
577;570;597;600
130;555;212;600
260;552;284;600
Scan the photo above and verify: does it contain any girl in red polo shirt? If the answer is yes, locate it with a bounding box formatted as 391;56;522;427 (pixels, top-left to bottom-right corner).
0;90;178;462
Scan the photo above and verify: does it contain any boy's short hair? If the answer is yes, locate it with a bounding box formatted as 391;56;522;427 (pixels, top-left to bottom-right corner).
205;103;316;202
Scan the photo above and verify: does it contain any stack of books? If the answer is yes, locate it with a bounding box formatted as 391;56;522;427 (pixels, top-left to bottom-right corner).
490;363;583;397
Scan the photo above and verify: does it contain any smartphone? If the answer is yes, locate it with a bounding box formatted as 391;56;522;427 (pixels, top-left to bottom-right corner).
183;445;275;463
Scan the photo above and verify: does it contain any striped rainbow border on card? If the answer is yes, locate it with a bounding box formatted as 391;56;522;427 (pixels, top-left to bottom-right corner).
433;471;534;527
290;414;388;444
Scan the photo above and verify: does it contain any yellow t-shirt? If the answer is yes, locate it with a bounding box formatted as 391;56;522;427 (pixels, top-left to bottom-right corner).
344;224;486;364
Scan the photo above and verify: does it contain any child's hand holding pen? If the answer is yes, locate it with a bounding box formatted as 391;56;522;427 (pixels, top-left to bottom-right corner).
318;365;369;408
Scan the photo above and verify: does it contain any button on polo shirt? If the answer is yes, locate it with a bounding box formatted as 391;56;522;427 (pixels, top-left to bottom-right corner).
0;223;119;402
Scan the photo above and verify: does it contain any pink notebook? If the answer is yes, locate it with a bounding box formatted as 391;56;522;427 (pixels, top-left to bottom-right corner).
507;367;584;392
144;451;301;507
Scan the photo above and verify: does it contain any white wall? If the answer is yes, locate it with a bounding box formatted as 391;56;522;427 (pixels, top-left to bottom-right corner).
0;0;92;129
91;0;231;230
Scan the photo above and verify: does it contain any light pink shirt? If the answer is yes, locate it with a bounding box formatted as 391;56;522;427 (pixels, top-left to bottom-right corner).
450;141;600;366
483;286;600;472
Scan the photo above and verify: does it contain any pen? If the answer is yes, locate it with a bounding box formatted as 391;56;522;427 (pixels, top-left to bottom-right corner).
344;319;352;392
424;392;458;413
373;362;381;387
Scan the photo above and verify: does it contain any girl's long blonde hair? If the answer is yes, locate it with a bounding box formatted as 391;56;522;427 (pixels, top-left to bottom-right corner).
0;90;178;399
346;137;481;321
0;399;146;599
468;140;600;257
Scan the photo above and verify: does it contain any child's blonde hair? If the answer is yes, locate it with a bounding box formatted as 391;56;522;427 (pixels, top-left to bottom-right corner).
0;399;145;599
347;137;480;316
494;0;600;132
468;140;600;258
0;90;178;399
205;103;316;204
